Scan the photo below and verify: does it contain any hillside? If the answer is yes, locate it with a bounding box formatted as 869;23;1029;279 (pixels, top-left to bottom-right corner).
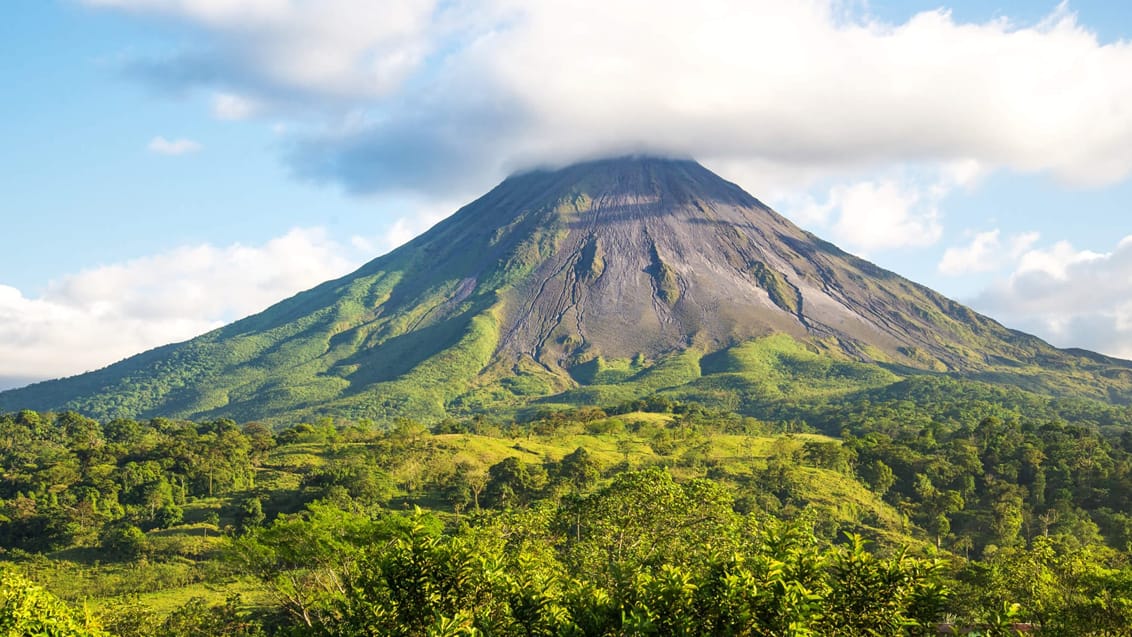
3;156;1131;422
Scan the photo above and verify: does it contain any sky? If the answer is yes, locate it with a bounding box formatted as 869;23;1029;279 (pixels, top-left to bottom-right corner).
2;0;1132;390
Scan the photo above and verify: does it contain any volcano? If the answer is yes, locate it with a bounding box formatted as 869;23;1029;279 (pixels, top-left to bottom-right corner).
4;157;1131;421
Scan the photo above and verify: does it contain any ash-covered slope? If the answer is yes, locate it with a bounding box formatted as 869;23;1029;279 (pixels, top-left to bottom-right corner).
3;157;1130;421
494;158;1017;370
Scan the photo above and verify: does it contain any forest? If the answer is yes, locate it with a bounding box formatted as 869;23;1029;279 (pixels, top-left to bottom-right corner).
5;383;1132;635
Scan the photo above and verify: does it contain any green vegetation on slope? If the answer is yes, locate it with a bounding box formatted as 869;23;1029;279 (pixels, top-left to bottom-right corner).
7;157;1132;425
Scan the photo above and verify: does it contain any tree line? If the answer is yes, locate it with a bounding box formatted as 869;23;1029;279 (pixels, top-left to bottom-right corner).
5;404;1132;634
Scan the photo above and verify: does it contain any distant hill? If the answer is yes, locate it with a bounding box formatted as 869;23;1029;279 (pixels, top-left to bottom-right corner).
4;156;1131;422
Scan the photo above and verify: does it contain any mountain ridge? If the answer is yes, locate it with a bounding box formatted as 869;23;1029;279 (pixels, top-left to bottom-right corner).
3;156;1131;421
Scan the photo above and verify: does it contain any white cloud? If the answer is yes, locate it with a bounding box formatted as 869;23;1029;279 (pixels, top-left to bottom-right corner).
940;230;1003;275
148;136;203;155
356;214;440;253
88;1;1132;195
1014;239;1106;279
938;229;1040;275
349;202;449;254
0;282;221;388
828;178;943;251
770;162;982;252
88;0;443;99
970;236;1132;358
212;92;259;120
0;225;427;387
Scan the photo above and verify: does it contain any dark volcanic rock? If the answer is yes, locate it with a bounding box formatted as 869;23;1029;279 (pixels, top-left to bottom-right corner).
478;157;1034;373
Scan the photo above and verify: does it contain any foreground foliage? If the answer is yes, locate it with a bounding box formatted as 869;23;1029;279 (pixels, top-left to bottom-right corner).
0;567;107;636
320;508;945;636
4;404;1132;634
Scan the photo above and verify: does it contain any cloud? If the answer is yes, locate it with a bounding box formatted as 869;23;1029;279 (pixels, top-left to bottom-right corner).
938;229;1040;275
768;161;985;252
285;100;528;196
88;0;448;100
0;224;425;388
969;236;1132;358
88;1;1132;198
212;92;260;120
0;281;222;388
830;178;943;250
1014;240;1107;279
148;136;203;155
347;198;451;254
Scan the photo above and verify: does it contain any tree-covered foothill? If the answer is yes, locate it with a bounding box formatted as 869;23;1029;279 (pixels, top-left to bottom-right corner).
0;411;257;554
5;404;1132;634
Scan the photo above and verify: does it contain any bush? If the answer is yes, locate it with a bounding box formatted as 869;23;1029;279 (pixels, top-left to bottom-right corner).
153;504;184;529
99;522;148;561
0;567;108;636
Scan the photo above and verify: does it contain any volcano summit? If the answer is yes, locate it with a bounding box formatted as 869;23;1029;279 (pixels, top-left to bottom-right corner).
4;157;1130;421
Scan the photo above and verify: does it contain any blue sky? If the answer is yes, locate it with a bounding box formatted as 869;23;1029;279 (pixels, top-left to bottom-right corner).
2;0;1132;389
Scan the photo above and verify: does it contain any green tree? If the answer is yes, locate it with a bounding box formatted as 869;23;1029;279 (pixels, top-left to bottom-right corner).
555;467;734;587
817;534;948;635
552;446;601;492
860;459;896;497
484;457;547;509
302;457;394;508
913;474;965;549
154;503;184;529
242;422;276;463
444;460;487;514
99;521;148;560
227;503;402;628
235;497;265;535
802;440;854;473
